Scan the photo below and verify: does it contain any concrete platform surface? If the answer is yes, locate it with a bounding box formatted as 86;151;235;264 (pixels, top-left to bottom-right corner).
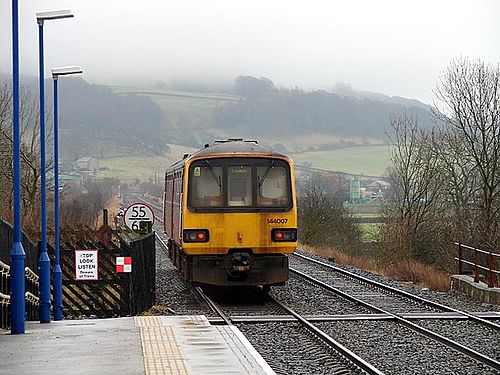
0;316;275;375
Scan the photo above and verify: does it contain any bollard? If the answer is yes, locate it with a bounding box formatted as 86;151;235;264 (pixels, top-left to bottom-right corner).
488;252;494;288
458;243;463;274
474;248;479;283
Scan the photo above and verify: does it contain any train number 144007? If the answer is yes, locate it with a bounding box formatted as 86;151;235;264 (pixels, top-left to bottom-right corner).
267;218;288;224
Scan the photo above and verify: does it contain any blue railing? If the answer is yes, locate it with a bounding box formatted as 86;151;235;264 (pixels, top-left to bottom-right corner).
0;260;39;329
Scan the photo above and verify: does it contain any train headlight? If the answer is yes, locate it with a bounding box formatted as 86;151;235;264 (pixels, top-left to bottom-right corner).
271;228;297;242
183;229;209;242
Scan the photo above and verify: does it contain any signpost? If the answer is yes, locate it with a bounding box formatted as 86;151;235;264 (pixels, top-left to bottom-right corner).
74;249;98;280
124;202;155;231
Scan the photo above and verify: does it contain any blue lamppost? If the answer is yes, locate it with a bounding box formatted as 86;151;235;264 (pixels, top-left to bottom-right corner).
36;9;74;324
51;66;83;321
10;0;26;335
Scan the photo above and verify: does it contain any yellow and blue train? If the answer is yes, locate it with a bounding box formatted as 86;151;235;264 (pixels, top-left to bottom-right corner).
163;139;297;288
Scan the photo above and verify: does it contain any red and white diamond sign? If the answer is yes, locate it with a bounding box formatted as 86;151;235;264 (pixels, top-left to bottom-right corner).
116;257;132;273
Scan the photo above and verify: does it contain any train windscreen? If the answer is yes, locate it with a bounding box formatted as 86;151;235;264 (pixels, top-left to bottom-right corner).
188;158;291;211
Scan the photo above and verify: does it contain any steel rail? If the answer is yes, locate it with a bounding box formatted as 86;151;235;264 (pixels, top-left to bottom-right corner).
193;286;232;326
155;233;232;325
136;197;163;212
222;311;500;323
154;232;169;251
294;252;500;331
137;197;164;224
271;296;385;375
291;266;500;372
156;230;382;372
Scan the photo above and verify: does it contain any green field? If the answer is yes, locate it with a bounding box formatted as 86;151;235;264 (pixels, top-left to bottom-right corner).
106;86;392;179
291;145;392;177
96;144;391;182
96;144;196;182
111;86;239;130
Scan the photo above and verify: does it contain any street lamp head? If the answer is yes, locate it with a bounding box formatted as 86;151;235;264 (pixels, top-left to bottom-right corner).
36;10;73;25
51;66;83;79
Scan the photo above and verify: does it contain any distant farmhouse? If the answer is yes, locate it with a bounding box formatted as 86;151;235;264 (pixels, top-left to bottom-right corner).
76;157;99;175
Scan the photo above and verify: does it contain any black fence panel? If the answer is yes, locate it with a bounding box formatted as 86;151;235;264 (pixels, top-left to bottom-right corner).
51;230;155;319
0;218;39;271
47;240;129;319
120;232;156;315
1;218;156;326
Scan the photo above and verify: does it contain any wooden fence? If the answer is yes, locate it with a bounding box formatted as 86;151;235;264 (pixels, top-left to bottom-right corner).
50;229;156;319
1;217;156;328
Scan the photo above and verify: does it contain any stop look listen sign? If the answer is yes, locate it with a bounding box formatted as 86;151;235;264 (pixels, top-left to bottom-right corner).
124;202;155;231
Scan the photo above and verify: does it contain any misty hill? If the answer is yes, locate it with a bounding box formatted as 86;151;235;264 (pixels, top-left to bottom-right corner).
3;73;435;160
355;90;431;111
52;78;168;158
1;74;168;159
211;79;434;139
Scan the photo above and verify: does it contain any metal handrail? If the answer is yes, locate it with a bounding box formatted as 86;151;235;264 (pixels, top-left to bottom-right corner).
454;259;500;275
0;261;40;304
25;292;39;304
0;260;10;274
0;291;10;302
454;242;500;258
455;242;500;287
25;267;39;283
1;263;40;329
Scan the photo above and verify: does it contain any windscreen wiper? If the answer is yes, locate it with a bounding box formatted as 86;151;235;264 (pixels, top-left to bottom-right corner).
258;160;275;187
204;160;222;189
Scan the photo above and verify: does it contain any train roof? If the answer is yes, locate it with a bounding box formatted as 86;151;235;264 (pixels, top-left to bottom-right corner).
167;139;291;171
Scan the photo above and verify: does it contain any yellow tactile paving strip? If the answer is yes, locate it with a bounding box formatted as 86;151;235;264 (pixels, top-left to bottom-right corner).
135;316;189;375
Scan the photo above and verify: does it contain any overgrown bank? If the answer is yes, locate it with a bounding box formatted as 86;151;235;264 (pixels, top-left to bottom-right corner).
300;245;451;292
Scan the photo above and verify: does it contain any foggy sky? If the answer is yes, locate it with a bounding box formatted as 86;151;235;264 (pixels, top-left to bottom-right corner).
0;0;498;104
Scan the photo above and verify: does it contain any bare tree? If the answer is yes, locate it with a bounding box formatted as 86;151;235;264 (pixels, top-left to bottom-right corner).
0;79;52;229
298;176;362;255
0;80;13;215
434;57;500;248
432;128;479;244
382;113;445;263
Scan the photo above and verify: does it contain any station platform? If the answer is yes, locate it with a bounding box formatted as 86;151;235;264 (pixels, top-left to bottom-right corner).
0;316;275;375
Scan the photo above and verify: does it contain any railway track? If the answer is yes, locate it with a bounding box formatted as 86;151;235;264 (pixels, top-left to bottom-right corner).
155;227;377;373
290;252;500;372
139;195;500;374
292;252;500;326
193;280;383;375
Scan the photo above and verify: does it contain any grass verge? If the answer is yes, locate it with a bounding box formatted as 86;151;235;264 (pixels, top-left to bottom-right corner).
300;244;451;292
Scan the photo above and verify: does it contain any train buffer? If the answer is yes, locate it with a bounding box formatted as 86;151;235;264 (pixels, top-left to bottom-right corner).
0;315;275;374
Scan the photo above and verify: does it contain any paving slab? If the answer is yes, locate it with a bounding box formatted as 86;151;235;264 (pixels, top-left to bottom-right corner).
0;316;275;375
0;317;143;375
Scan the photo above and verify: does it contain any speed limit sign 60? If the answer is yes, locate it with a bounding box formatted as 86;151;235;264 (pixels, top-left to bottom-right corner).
124;203;155;231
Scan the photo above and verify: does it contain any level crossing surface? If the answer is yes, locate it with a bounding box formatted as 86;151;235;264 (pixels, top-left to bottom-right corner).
0;315;275;375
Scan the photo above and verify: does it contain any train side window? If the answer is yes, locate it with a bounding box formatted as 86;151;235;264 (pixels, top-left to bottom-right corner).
190;165;223;207
257;166;289;207
228;165;252;206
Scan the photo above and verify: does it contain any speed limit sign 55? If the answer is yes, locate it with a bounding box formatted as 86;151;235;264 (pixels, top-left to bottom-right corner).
124;203;155;231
